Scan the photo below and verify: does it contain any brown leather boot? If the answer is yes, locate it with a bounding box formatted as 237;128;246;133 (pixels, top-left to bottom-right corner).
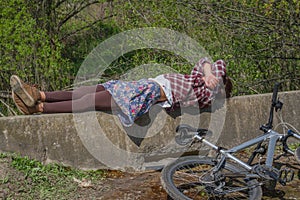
10;75;41;107
12;91;40;115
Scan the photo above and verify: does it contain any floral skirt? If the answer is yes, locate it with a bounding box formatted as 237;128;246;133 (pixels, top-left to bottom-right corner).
101;79;161;127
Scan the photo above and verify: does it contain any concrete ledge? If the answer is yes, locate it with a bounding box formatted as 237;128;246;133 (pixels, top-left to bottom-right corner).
0;90;299;171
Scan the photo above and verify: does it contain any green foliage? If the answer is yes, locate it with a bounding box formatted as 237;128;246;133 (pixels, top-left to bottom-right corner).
0;0;72;91
0;0;299;116
102;49;190;82
112;0;299;95
10;154;104;182
288;143;300;151
62;22;120;74
2;153;106;199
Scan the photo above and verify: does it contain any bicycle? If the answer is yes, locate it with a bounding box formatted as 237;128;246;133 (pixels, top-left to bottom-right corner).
161;83;300;200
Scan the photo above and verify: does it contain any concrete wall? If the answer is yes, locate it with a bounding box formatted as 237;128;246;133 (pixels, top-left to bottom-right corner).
0;90;299;171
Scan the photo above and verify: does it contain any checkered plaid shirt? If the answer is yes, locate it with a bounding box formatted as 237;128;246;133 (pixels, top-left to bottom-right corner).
163;57;226;108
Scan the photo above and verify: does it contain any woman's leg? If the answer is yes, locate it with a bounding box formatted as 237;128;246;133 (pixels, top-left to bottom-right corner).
42;89;118;113
44;85;106;102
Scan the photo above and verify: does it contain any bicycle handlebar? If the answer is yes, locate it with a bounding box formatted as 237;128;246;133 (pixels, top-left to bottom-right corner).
271;82;281;106
265;82;282;129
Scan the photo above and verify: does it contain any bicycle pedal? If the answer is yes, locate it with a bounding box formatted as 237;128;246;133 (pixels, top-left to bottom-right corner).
279;168;294;185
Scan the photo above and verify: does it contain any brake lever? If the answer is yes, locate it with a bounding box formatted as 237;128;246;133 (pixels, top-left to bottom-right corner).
275;99;283;112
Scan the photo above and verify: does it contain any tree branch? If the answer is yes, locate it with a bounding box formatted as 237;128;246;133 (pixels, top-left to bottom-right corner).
57;0;102;30
58;14;115;42
55;0;68;9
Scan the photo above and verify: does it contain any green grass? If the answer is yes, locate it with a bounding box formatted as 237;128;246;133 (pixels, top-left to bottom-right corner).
288;143;300;151
0;152;106;199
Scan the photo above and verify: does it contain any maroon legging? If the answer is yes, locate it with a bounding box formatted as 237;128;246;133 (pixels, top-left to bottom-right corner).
43;85;119;113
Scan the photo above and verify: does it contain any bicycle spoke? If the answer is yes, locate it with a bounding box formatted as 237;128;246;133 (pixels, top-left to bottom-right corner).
161;156;262;200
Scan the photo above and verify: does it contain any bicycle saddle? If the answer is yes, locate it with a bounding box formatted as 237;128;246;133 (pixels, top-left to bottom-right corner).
176;124;210;134
176;124;198;132
175;124;212;146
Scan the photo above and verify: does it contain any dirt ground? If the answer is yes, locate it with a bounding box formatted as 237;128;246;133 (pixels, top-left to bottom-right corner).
93;157;300;200
0;153;299;200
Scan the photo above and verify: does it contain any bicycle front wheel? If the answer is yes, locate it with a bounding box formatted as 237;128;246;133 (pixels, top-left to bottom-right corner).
161;156;262;200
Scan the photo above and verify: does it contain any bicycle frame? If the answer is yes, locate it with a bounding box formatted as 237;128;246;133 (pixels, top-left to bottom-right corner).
163;83;299;200
193;82;300;175
193;128;300;172
164;83;299;200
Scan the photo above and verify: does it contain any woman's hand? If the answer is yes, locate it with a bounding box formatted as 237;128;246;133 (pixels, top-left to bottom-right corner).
203;74;219;89
202;62;219;89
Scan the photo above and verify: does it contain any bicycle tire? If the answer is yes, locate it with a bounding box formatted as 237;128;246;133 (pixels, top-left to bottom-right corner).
161;156;262;200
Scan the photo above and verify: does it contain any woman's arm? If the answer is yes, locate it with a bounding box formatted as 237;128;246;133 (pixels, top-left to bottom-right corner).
202;62;219;89
192;57;210;76
193;57;219;90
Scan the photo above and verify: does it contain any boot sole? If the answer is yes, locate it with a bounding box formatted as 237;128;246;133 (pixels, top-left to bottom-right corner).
11;91;26;114
10;75;35;107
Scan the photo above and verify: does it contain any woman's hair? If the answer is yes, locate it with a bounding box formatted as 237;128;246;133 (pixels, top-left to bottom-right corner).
222;75;233;98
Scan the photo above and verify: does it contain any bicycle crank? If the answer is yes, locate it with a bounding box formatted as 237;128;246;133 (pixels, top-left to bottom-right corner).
254;165;280;181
